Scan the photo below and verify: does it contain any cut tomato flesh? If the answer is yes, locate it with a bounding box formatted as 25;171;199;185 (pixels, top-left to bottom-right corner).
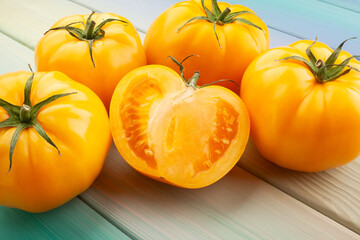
198;100;239;174
110;66;249;188
120;79;164;169
121;84;241;179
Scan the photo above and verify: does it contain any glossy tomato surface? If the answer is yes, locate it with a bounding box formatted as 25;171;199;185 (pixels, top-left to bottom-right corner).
241;40;360;172
144;0;269;93
110;65;250;188
0;71;111;212
35;13;146;110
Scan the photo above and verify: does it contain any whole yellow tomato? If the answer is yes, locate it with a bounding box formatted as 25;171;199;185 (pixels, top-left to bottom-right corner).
144;0;269;93
35;12;146;110
0;70;111;212
110;58;250;188
241;38;360;172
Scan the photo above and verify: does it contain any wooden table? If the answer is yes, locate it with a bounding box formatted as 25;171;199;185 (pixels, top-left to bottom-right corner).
1;0;360;239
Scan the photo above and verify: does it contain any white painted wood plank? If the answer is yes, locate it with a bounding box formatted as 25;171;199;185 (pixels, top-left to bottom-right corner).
239;140;360;233
0;0;90;49
0;33;34;73
80;145;360;240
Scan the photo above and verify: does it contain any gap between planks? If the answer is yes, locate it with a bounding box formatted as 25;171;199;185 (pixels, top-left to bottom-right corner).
316;0;360;14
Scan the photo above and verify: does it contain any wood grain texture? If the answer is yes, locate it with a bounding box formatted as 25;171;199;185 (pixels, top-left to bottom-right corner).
80;145;360;240
0;33;34;73
317;0;360;13
239;141;360;233
68;0;360;233
0;0;89;49
228;0;360;52
0;198;129;240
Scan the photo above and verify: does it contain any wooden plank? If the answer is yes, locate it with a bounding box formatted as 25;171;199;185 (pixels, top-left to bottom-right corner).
0;198;130;240
227;0;360;52
0;33;34;73
0;0;89;49
317;0;360;13
68;0;360;233
80;145;360;240
239;141;360;233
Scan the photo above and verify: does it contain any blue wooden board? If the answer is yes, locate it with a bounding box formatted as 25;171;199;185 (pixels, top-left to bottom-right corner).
318;0;360;13
0;198;129;240
228;0;360;53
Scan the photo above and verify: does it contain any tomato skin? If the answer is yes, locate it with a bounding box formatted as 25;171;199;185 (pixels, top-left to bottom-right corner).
0;71;111;212
110;65;250;188
35;13;147;110
241;40;360;172
144;0;269;93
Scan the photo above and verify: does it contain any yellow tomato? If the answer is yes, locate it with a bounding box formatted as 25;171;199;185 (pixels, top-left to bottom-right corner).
35;12;146;110
241;38;360;172
0;71;111;212
144;0;269;93
110;63;250;188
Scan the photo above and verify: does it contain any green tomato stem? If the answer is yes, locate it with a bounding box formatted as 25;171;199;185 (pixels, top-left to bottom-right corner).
315;59;325;68
188;71;201;88
86;21;96;39
217;8;231;23
19;104;31;123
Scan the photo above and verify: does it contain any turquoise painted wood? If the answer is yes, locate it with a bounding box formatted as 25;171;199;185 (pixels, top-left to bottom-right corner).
227;0;360;52
318;0;360;13
0;198;129;240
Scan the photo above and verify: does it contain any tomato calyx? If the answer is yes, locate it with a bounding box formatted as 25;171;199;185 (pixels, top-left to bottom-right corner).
168;55;240;93
44;12;128;67
178;0;263;48
169;55;201;88
0;68;76;171
280;37;360;83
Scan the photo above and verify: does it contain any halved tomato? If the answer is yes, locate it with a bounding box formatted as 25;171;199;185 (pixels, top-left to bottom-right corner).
110;63;250;188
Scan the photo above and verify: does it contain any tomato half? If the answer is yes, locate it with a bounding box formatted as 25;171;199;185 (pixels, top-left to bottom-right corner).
110;64;250;188
241;38;360;172
35;12;146;110
144;0;269;93
0;71;111;212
